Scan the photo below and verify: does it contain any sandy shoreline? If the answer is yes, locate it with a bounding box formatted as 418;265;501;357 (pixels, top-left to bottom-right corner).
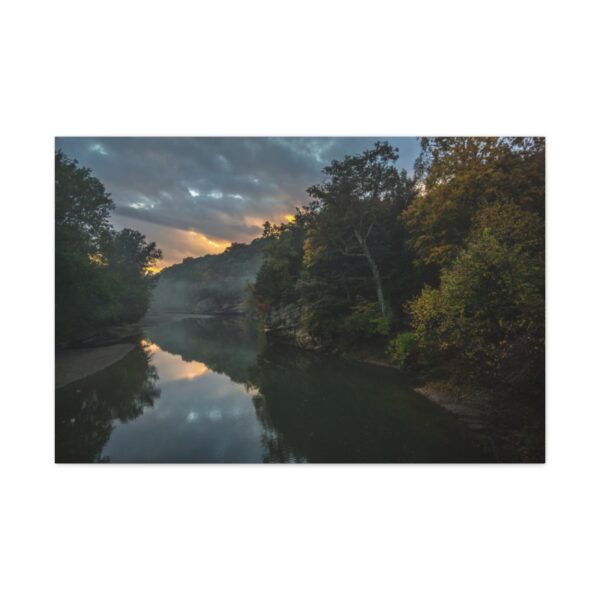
55;344;135;389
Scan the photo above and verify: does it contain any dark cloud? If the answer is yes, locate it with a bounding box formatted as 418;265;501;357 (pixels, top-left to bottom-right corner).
55;137;420;266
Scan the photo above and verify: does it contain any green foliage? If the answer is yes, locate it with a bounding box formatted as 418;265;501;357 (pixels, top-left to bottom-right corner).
387;332;417;369
55;151;162;343
251;138;544;394
55;150;115;252
404;137;545;275
306;142;410;318
255;222;305;308
344;299;391;341
105;228;162;322
408;201;544;384
251;144;418;346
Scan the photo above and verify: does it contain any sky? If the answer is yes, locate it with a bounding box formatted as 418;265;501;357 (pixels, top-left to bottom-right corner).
55;137;420;269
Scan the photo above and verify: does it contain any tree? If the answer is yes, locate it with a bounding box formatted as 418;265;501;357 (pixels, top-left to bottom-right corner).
253;208;314;312
55;150;114;252
105;228;162;280
404;137;545;275
409;201;544;385
56;151;118;340
104;228;162;322
251;143;417;345
55;151;162;342
306;142;405;318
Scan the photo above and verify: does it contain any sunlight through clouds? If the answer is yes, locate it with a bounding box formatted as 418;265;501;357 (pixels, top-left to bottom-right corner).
112;214;231;269
56;137;420;267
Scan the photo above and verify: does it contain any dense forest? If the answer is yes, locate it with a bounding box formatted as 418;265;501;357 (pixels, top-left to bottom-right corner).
55;151;162;344
249;138;545;395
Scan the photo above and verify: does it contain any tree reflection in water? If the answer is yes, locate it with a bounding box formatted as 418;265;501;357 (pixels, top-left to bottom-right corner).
56;317;488;463
248;344;488;463
147;317;488;463
55;344;160;463
146;316;265;386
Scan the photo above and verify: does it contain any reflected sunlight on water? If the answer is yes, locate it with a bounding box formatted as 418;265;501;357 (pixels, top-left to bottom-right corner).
142;339;209;382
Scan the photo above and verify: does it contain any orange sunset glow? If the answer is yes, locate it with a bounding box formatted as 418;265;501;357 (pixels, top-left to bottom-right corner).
142;340;210;381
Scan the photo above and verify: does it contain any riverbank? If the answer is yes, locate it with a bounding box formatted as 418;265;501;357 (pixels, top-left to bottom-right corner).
55;343;135;388
346;347;546;462
415;381;545;462
343;339;545;462
264;329;544;462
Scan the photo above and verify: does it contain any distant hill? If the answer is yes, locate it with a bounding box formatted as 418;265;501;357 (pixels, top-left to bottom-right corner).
149;238;268;314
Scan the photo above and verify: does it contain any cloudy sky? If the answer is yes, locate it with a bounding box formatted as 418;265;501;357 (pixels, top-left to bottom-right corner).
56;137;420;269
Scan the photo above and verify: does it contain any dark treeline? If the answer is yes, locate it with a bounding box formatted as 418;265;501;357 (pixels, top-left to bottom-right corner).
250;138;545;393
55;151;162;344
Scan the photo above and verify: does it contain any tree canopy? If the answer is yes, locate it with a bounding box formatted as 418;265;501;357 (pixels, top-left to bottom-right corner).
404;137;544;273
55;151;162;343
251;137;545;391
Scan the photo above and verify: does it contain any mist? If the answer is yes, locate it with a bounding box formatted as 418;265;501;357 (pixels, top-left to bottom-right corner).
148;238;267;315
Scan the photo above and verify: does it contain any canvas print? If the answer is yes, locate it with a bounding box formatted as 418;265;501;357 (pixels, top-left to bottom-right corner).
55;137;545;463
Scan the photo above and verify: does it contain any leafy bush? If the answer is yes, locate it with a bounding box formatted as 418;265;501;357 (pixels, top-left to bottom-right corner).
343;299;391;341
408;201;544;384
387;332;417;368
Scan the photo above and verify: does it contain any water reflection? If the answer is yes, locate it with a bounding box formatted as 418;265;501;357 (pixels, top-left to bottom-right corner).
55;345;160;462
248;345;484;462
55;317;489;463
142;340;209;382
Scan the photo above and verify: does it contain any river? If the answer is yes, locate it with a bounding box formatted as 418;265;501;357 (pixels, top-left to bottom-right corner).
55;316;490;463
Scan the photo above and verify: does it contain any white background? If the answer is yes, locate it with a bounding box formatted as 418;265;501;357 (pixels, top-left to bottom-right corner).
1;1;599;598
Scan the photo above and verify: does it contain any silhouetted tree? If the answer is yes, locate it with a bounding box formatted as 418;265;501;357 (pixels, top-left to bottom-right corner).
55;151;162;342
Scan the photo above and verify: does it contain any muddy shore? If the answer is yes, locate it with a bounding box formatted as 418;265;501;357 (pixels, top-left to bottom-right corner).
55;344;135;389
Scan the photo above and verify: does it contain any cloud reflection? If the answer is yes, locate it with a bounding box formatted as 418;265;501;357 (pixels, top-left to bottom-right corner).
142;340;209;382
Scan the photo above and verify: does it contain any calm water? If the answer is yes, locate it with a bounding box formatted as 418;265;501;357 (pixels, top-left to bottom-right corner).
55;317;489;463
